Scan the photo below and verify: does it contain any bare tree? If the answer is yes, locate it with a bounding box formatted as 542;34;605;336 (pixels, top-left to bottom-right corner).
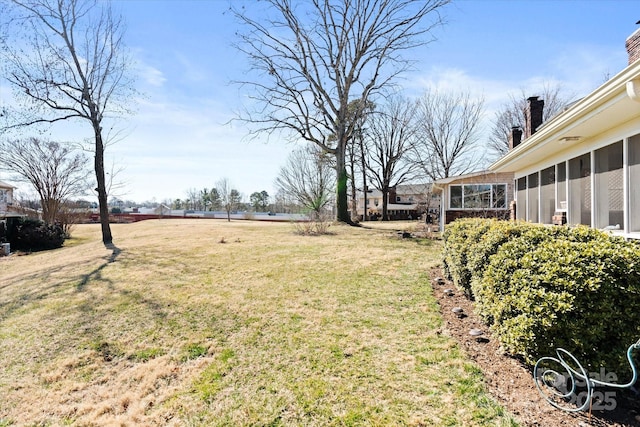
488;83;574;158
217;178;241;222
0;137;91;224
344;99;374;221
185;188;200;210
1;0;135;247
412;88;485;180
233;0;450;224
275;144;336;220
365;96;419;220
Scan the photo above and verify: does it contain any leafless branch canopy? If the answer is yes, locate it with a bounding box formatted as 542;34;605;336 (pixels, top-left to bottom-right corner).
412;88;485;180
365;96;419;189
1;0;136;245
233;0;450;222
1;0;133;134
487;83;575;159
275;144;336;217
0;137;91;223
233;0;449;153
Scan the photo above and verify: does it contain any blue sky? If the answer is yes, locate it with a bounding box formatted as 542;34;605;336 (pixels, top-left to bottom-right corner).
2;0;637;204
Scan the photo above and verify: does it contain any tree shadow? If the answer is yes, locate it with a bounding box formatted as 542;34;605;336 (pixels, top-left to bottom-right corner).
76;243;122;291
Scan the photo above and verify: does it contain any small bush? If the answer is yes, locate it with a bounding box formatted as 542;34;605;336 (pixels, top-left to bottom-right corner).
476;228;640;375
7;217;65;252
293;213;333;236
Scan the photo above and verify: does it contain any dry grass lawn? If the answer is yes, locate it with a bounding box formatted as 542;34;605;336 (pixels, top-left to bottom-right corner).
0;219;517;426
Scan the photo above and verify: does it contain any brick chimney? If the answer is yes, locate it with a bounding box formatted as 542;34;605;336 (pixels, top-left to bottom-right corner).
626;27;640;65
388;186;397;204
524;96;544;139
508;126;523;150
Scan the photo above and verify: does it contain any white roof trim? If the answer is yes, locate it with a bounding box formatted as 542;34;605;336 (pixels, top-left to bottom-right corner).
490;59;640;172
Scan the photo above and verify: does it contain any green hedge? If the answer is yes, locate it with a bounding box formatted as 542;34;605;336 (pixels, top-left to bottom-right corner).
442;218;640;376
7;217;65;252
441;218;496;296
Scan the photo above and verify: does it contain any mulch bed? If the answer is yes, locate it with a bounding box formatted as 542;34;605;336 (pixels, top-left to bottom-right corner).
429;267;640;427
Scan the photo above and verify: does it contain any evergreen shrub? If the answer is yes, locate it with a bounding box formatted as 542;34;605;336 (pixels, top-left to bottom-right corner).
7;217;65;252
441;218;495;296
442;219;640;375
476;226;640;376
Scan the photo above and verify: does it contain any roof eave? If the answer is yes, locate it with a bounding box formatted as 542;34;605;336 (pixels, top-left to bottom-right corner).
490;60;640;173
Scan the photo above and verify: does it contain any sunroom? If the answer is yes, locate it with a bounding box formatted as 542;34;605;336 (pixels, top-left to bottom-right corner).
491;53;640;239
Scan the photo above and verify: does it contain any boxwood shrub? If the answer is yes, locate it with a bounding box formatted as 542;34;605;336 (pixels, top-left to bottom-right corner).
476;228;640;376
442;218;640;375
7;217;65;252
441;218;495;296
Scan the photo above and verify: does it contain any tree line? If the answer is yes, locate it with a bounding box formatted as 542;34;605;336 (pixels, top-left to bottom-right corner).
1;0;575;243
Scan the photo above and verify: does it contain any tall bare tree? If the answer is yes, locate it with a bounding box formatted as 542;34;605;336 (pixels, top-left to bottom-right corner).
344;99;374;221
365;96;419;220
0;0;134;246
185;188;200;210
233;0;450;224
275;144;335;220
0;137;91;224
488;83;574;158
412;88;485;180
217;178;241;222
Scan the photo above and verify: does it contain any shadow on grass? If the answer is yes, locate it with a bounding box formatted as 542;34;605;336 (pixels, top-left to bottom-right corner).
0;245;123;323
76;243;122;291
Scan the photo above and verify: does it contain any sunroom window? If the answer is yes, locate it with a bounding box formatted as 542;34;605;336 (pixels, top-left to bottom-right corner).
449;184;507;209
516;177;526;220
595;141;623;229
540;166;555;224
569;153;591;226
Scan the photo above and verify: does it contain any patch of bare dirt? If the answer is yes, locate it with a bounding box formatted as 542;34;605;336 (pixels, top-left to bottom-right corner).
429;267;640;427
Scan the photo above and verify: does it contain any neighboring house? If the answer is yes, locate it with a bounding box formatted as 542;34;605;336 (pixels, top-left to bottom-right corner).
489;27;640;239
0;180;16;217
433;171;515;228
356;183;440;220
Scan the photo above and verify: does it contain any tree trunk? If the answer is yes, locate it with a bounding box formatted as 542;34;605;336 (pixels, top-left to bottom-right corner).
94;124;113;246
359;137;368;222
349;155;357;222
335;147;351;224
382;186;389;221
